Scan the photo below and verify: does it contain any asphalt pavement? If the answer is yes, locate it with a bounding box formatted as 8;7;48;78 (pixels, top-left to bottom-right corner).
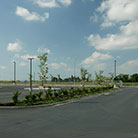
0;87;138;138
0;85;30;103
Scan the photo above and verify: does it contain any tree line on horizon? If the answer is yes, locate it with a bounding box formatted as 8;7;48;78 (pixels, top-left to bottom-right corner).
36;52;138;83
49;70;138;83
114;73;138;82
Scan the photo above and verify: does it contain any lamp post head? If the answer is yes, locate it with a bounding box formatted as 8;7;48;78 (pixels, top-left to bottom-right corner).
28;58;34;60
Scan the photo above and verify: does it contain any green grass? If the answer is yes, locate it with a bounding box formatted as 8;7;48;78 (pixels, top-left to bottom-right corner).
115;82;138;86
122;82;138;86
0;80;13;83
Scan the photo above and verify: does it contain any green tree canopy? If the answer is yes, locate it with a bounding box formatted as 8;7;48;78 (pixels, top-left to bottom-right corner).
80;67;88;81
38;52;48;87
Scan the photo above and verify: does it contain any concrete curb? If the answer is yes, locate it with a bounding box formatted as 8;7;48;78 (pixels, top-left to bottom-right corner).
0;88;121;110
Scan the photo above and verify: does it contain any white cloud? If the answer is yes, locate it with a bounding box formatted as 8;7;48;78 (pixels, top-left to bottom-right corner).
82;51;112;65
0;66;6;70
20;54;37;60
117;59;138;74
101;20;114;28
16;6;49;22
7;41;22;52
13;53;37;61
34;0;59;8
37;48;51;54
97;0;138;27
81;52;113;71
34;0;72;8
94;63;107;71
88;19;138;50
120;20;138;36
82;0;95;2
58;0;72;6
88;0;138;50
88;34;138;51
50;62;67;69
50;62;74;73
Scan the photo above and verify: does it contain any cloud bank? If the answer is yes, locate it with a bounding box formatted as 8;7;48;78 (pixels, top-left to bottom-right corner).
88;0;138;51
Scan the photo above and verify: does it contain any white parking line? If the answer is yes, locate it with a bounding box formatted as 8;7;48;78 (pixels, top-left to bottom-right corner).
103;92;110;96
24;88;60;90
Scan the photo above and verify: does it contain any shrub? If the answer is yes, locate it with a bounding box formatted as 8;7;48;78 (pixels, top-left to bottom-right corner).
69;88;75;97
12;91;21;105
58;89;64;98
76;88;82;93
45;86;53;100
36;91;43;101
89;87;95;93
53;90;59;98
25;92;37;103
62;89;68;96
83;87;89;93
20;85;113;106
25;95;31;102
31;93;37;102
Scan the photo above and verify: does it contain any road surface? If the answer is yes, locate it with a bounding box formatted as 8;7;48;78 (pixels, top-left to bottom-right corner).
0;87;138;138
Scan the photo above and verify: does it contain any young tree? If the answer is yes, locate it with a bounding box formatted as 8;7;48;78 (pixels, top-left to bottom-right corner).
80;67;88;86
38;52;48;87
80;67;88;81
109;72;114;80
57;74;62;82
50;74;58;82
95;70;104;83
50;74;54;82
87;73;92;82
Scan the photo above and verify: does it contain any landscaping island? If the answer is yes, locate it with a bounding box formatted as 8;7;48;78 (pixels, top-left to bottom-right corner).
0;85;114;107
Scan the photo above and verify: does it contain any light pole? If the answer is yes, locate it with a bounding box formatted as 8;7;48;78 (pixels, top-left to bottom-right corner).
28;58;34;92
114;60;116;79
74;58;77;85
113;60;117;88
13;61;16;85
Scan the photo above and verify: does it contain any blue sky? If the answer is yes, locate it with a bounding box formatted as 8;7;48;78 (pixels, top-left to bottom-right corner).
0;0;138;80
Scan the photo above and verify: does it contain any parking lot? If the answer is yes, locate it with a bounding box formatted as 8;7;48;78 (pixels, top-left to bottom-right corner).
0;85;30;103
